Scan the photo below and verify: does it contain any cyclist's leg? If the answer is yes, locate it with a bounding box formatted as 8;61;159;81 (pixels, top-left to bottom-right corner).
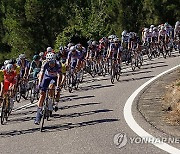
34;76;50;124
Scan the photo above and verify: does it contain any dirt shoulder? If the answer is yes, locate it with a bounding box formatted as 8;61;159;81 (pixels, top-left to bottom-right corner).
137;68;180;137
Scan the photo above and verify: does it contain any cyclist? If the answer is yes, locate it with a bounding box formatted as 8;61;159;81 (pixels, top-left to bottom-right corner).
0;64;17;109
174;21;180;51
34;52;62;125
76;43;87;70
67;46;81;79
29;55;42;79
44;47;55;57
108;37;122;65
17;54;30;79
158;26;168;51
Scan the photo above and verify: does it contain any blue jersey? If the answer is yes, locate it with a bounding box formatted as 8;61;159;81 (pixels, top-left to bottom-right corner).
109;43;121;54
41;61;61;78
67;51;81;63
17;59;30;70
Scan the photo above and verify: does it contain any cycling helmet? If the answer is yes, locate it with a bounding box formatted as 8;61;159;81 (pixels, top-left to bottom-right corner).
75;44;82;50
144;28;149;32
87;40;92;45
161;26;165;30
46;52;56;62
59;46;64;51
175;21;180;26
70;46;76;52
113;38;119;42
121;30;127;36
153;27;158;31
39;52;44;57
19;54;26;60
47;47;52;52
108;35;113;39
164;22;169;27
4;60;10;66
150;25;154;29
9;59;16;65
92;41;97;46
5;64;13;73
67;43;74;49
33;55;40;61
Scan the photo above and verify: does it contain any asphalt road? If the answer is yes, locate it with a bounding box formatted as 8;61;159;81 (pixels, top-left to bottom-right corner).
0;52;180;154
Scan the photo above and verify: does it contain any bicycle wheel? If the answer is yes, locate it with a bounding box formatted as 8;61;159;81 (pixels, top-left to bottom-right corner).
110;67;115;84
40;105;49;132
79;69;84;83
16;85;21;103
68;74;73;93
30;84;35;103
147;48;152;60
1;99;6;125
116;65;121;82
131;57;136;71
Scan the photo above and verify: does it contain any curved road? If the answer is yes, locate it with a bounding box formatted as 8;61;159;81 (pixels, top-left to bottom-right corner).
0;52;180;154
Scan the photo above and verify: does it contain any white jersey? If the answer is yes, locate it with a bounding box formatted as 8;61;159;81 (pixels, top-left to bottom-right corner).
159;30;167;37
152;31;159;38
144;32;152;42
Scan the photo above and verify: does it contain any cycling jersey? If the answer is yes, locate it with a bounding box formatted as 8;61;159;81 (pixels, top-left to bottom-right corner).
40;61;61;92
144;32;152;42
30;60;42;78
61;63;66;74
67;51;81;68
15;65;21;75
3;70;17;91
41;61;61;78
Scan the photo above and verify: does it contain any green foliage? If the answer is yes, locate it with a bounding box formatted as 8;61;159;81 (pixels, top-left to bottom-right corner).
0;0;179;63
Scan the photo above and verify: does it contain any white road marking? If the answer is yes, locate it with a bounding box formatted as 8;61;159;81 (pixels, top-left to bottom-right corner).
124;64;180;153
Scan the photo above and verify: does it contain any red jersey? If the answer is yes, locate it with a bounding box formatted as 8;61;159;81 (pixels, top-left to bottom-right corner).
3;70;17;82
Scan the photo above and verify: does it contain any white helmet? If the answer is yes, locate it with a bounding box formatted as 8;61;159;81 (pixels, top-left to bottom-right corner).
113;38;119;42
46;52;56;62
150;25;154;29
5;64;13;73
70;46;76;52
47;47;52;52
39;52;44;57
4;60;10;66
92;41;96;46
153;27;158;31
161;26;165;30
144;28;149;32
19;54;26;60
108;35;113;39
121;30;127;36
67;43;73;49
176;21;180;26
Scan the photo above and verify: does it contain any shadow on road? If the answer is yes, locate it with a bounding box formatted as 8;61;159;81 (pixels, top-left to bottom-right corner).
120;75;154;82
122;70;152;77
142;64;168;70
0;118;119;138
60;102;100;110
80;84;114;92
53;109;113;119
61;95;95;102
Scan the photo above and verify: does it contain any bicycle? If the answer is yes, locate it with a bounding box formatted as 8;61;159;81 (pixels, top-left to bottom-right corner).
40;88;56;132
110;58;121;84
15;78;29;102
1;90;14;125
29;78;39;103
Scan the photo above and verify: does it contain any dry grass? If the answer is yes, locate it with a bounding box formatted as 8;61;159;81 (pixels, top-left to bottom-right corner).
163;79;180;125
